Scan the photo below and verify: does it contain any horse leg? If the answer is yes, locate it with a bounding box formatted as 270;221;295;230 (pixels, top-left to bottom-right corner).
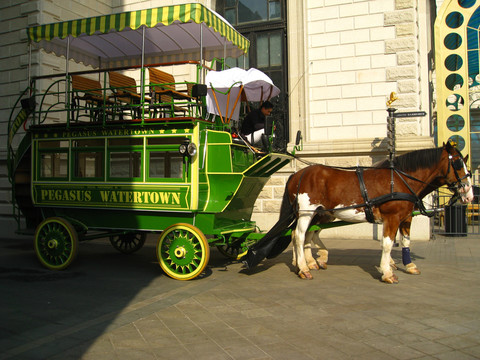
399;219;420;275
380;222;399;284
304;231;320;270
293;215;314;280
304;230;328;270
291;231;297;268
311;230;328;269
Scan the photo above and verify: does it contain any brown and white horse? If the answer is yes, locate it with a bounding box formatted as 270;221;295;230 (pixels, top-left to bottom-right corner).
285;142;473;283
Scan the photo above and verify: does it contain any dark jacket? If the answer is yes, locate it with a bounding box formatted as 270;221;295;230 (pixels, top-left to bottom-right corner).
241;108;265;135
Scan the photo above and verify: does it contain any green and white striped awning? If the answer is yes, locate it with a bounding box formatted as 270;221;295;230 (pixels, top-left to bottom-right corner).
26;3;249;69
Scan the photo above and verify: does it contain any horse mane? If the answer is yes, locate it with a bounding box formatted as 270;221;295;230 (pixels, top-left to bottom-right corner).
375;147;443;172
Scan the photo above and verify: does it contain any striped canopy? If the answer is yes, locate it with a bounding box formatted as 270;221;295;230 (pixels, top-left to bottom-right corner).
26;3;249;69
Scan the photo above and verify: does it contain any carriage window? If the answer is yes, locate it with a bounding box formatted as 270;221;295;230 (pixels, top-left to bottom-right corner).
38;140;68;179
108;138;143;180
72;139;104;179
149;152;183;179
147;137;186;181
40;153;68;178
110;152;142;179
74;152;103;178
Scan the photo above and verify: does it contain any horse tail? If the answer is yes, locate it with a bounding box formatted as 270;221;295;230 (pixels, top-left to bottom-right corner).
241;174;297;268
279;174;297;230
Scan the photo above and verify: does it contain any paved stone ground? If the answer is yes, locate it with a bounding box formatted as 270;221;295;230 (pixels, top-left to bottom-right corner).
1;233;480;360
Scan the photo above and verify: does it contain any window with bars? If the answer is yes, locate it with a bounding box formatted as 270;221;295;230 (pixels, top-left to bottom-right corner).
217;0;288;151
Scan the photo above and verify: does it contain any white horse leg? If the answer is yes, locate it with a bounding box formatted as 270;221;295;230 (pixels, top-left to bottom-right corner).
400;235;420;275
304;231;319;270
313;231;328;269
294;214;314;279
291;230;297;268
380;236;398;284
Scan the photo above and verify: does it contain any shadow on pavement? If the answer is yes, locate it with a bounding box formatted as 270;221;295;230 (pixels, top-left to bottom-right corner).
0;235;190;359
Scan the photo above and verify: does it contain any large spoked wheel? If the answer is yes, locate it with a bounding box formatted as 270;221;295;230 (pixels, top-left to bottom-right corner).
34;217;78;270
157;223;210;280
110;232;146;254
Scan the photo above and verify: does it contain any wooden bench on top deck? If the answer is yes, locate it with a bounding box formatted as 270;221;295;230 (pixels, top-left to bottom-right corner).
148;67;193;117
108;71;142;103
108;71;150;119
71;75;112;122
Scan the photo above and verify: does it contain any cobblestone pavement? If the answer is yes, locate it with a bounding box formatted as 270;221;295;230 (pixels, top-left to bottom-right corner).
1;233;479;360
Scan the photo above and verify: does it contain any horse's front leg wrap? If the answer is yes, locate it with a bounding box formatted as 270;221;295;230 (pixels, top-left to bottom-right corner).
400;236;420;274
402;247;412;265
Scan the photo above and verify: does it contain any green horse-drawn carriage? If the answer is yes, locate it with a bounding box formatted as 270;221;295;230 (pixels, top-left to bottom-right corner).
7;3;293;280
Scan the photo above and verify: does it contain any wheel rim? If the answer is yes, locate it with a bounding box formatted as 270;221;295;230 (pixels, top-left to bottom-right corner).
34;217;78;270
157;223;209;280
110;233;146;254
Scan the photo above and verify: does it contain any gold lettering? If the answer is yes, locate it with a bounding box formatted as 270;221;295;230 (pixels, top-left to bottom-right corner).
159;192;170;204
150;192;159;203
100;191;108;202
171;193;181;205
133;192;142;204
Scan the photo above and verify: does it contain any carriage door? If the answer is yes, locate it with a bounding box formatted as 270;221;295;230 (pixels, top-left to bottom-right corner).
218;0;289;151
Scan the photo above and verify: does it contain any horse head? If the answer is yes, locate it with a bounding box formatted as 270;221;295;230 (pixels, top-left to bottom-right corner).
443;141;473;204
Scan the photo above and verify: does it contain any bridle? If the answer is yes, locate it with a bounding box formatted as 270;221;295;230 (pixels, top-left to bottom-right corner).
444;153;471;190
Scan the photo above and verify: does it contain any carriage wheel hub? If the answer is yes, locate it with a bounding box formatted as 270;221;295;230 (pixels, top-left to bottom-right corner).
174;246;186;258
47;239;58;249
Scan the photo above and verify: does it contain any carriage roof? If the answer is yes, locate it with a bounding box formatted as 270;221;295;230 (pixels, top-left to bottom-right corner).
26;3;249;69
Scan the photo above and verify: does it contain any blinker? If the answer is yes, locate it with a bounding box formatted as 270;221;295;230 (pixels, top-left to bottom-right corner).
452;158;463;171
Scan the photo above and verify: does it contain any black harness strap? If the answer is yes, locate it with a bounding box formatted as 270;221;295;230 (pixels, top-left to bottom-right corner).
356;167;375;223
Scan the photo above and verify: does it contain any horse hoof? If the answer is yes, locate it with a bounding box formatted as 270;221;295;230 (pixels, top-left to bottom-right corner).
298;270;313;280
317;261;327;270
382;274;399;284
406;264;421;275
308;263;320;270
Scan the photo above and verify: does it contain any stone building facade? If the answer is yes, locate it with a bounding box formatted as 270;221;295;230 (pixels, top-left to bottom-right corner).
0;0;437;240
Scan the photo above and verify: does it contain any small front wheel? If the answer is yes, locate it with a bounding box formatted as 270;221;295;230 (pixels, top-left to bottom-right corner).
157;223;210;280
110;232;146;254
216;244;242;259
34;217;78;270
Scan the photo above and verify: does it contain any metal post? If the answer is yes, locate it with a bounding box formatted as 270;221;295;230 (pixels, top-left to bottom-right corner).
387;107;396;193
141;26;146;120
200;24;204;84
28;43;32;90
66;37;70;125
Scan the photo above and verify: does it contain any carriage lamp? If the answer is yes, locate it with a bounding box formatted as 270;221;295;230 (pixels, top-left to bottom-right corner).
187;142;197;156
179;139;197;157
179;142;187;155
